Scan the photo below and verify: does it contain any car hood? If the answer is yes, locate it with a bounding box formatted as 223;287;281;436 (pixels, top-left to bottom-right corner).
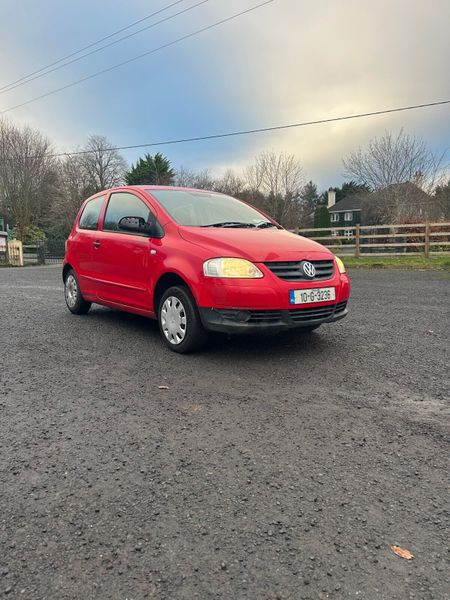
178;226;333;262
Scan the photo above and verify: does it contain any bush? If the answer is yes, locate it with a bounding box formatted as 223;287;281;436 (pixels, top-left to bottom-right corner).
12;225;47;244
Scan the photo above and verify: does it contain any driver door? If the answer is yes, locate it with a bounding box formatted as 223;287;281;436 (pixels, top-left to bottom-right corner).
93;191;154;310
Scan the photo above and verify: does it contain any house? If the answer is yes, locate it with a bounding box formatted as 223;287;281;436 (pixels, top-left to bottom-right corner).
327;189;362;225
327;183;443;229
327;189;363;236
362;182;442;224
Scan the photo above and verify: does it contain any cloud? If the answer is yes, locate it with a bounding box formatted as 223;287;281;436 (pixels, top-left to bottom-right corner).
0;0;449;188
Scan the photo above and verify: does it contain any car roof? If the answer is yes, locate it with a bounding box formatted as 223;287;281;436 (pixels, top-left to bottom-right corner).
129;185;218;193
84;186;230;204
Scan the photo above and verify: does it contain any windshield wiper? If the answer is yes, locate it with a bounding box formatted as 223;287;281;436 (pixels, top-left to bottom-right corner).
255;221;277;229
200;221;256;228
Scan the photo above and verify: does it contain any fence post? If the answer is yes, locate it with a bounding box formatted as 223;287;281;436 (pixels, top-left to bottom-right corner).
37;242;46;265
355;224;360;258
424;221;430;258
7;240;24;266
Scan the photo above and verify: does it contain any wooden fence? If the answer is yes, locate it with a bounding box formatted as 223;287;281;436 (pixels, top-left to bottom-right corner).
22;241;65;265
23;243;45;264
7;240;24;266
294;222;450;257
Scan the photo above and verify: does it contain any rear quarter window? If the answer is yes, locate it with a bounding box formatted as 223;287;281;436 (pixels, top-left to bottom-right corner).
78;195;105;230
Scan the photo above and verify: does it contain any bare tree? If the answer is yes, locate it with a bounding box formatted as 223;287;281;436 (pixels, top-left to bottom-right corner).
174;166;196;188
214;169;245;196
360;182;444;224
343;130;450;222
81;134;127;192
343;129;446;193
245;151;304;225
434;179;450;218
0;117;57;240
174;166;216;190
49;135;127;233
191;169;216;190
245;162;265;196
50;154;91;235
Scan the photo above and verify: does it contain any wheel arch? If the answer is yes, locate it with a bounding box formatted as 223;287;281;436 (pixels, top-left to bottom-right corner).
62;262;73;282
153;272;194;314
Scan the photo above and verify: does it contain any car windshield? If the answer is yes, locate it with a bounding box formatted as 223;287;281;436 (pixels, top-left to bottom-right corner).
147;189;276;228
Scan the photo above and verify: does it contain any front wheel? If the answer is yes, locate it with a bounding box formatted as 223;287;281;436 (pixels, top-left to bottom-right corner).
158;286;207;353
64;269;91;315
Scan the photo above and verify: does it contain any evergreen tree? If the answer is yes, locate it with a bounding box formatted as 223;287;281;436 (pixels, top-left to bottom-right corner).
314;205;330;229
317;181;370;205
296;181;320;227
335;180;370;202
300;181;320;207
125;153;175;185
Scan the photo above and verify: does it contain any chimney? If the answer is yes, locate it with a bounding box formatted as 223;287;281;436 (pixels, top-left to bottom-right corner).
327;188;336;208
414;171;423;187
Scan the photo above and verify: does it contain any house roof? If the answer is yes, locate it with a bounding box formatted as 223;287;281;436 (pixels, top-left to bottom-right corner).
328;195;364;212
370;182;430;203
329;183;432;213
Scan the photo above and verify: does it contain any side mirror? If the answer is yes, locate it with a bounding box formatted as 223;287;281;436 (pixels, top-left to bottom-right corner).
118;216;153;235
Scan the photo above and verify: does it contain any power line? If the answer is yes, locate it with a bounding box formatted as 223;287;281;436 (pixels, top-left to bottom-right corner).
0;0;211;96
0;0;188;94
3;100;449;162
0;0;275;115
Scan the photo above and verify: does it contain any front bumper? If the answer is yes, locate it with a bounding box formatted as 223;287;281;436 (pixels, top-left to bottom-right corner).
199;301;348;334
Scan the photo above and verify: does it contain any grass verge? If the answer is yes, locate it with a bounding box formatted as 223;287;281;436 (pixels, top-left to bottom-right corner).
342;255;450;271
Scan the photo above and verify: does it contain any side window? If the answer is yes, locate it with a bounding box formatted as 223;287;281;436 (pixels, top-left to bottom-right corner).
79;196;105;230
103;192;151;233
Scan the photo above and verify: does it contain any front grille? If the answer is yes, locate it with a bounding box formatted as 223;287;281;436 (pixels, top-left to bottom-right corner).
216;301;347;326
335;301;347;314
289;304;336;322
247;310;282;323
218;309;282;323
289;301;347;322
218;309;243;320
264;259;334;282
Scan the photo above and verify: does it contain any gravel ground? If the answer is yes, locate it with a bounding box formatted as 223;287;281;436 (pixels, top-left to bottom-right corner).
0;265;449;600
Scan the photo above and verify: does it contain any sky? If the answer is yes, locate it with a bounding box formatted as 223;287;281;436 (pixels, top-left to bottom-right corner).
0;0;449;189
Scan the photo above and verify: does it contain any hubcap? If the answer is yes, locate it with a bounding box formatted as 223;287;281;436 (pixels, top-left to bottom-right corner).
161;296;187;345
65;274;78;308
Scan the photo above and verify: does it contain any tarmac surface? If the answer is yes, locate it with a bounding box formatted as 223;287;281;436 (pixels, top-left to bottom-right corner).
0;265;449;599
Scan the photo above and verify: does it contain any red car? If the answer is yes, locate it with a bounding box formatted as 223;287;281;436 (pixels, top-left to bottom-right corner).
63;186;350;352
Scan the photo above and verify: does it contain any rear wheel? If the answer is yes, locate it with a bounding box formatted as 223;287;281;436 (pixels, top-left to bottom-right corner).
64;269;91;315
158;286;207;353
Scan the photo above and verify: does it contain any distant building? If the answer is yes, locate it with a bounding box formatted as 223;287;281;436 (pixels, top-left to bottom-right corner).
327;189;362;236
327;183;443;229
362;182;442;224
327;188;361;222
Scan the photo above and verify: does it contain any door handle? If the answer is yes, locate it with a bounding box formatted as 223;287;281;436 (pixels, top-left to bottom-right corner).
93;241;101;248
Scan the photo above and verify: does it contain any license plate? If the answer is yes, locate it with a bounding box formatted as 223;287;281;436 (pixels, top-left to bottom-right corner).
289;287;335;305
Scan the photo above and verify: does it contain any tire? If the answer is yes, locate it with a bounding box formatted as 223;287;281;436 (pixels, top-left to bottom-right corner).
64;269;91;315
158;285;207;353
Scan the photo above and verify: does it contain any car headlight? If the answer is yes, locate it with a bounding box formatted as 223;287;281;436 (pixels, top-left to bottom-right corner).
203;258;264;279
335;256;346;274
